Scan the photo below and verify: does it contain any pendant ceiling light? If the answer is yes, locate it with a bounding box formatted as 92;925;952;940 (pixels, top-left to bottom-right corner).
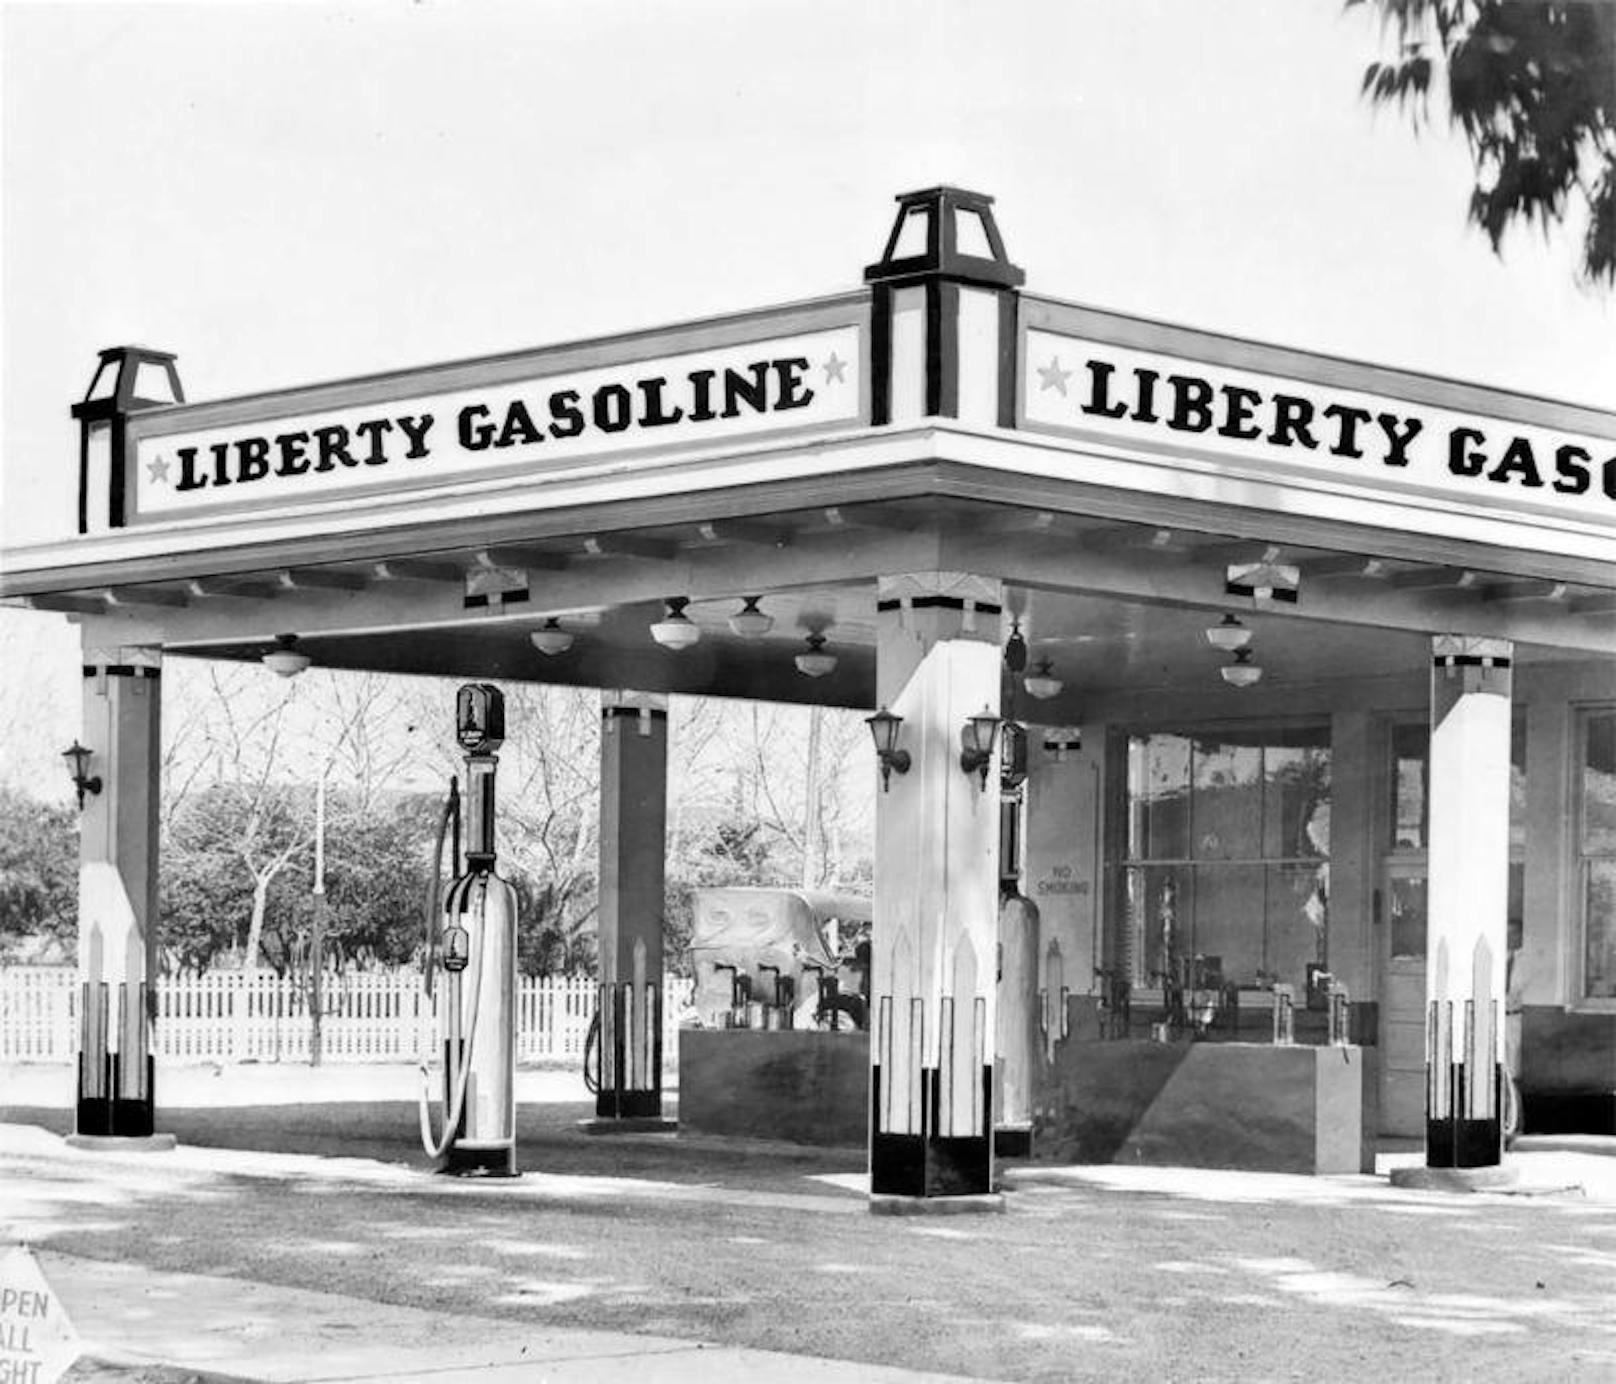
1003;619;1028;674
530;617;574;656
1220;647;1263;688
261;633;311;678
650;597;701;650
794;632;837;678
728;595;773;639
1205;614;1253;652
1023;658;1064;700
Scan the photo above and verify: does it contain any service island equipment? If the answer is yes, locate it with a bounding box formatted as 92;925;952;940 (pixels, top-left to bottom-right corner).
418;684;519;1176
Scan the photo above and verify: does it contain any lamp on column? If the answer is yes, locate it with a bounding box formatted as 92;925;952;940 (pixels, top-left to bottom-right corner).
865;706;911;791
959;705;1001;789
61;741;102;809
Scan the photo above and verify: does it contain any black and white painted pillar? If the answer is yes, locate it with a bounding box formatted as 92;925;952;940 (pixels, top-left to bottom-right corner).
75;643;162;1138
864;186;1023;430
1425;635;1513;1168
594;690;670;1125
870;573;1003;1200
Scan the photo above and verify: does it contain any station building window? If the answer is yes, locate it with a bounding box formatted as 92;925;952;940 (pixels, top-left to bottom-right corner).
1580;710;1616;1000
1116;725;1330;994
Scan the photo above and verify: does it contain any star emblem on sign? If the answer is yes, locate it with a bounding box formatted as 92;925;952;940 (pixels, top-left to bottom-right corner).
822;352;848;384
1037;357;1072;396
146;455;171;485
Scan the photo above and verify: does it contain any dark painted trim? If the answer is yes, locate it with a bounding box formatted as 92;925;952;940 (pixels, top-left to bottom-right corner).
82;665;161;680
1431;653;1513;669
870;285;893;427
875;595;1003;615
997;293;1019;430
934;282;958;418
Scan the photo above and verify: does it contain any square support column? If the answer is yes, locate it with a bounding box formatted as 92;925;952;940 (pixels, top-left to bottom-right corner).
593;691;670;1125
74;644;163;1139
869;574;1003;1202
1023;724;1100;1056
1425;635;1513;1168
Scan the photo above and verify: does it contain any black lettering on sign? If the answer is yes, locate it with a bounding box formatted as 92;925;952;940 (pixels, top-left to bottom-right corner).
353;419;393;465
1554;444;1591;495
236;437;271;482
772;358;815;411
1267;394;1317;450
721;363;770;418
459;405;493;451
1216;385;1263;441
275;431;311;476
638;377;684;427
315;425;356;470
548;390;584;439
1488;436;1544;489
1080;360;1128;420
687;370;718;422
175;446;207;491
1166;375;1215;433
396;415;433;459
1448;427;1487;477
496;400;542;448
210;441;233;488
1377;413;1423;468
1322;404;1372;458
593;384;632;432
1131;368;1161;424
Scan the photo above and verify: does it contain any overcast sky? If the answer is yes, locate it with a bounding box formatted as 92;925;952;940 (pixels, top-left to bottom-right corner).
1;0;1612;556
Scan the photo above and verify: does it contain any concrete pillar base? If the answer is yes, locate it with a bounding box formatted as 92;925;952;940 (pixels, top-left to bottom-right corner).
64;1133;177;1154
869;1191;1006;1216
1388;1161;1520;1193
577;1117;679;1137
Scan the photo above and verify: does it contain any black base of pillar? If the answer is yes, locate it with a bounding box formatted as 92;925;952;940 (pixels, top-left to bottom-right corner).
596;1087;663;1120
1426;1116;1502;1169
993;1125;1033;1159
871;1132;992;1197
436;1144;518;1177
76;1055;155;1137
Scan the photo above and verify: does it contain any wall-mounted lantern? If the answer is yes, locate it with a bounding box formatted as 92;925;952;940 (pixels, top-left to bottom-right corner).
62;741;102;809
959;706;1001;790
865;706;911;792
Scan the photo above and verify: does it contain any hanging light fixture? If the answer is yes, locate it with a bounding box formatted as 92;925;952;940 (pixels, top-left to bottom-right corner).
530;617;574;656
727;595;773;639
1221;647;1264;688
650;597;701;650
1003;619;1028;674
1205;614;1253;652
794;632;837;678
261;633;311;678
1023;658;1064;700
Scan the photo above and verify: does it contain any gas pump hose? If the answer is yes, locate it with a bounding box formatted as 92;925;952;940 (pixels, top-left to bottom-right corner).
417;782;484;1163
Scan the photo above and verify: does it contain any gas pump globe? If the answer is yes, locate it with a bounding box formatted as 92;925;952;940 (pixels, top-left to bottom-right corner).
417;683;520;1177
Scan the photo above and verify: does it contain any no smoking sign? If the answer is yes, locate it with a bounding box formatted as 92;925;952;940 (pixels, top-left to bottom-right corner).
0;1249;79;1384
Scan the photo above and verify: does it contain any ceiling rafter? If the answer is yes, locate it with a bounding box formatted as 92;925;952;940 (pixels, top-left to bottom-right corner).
373;559;466;584
581;533;679;561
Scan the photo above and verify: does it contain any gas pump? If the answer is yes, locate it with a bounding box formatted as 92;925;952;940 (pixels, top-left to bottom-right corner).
417;684;519;1176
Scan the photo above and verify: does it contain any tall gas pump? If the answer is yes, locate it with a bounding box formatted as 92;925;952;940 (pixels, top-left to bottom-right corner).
418;683;519;1176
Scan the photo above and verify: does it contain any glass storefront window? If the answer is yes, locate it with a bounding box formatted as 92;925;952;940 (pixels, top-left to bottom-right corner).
1388;717;1526;853
1120;726;1330;992
1582;712;1616;999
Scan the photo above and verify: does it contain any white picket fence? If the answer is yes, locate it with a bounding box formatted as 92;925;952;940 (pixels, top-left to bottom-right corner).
0;966;691;1066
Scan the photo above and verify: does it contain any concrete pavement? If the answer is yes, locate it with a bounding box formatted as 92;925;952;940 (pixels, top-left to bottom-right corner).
43;1251;985;1383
